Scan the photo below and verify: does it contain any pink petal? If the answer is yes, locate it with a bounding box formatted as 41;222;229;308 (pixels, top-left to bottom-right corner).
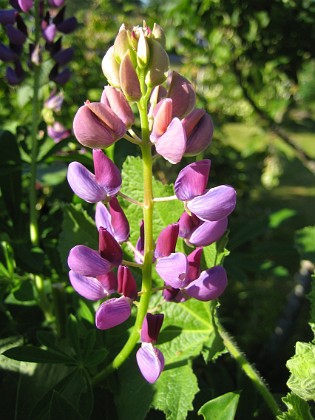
95;296;131;330
150;98;173;143
136;343;164;383
155;118;186;164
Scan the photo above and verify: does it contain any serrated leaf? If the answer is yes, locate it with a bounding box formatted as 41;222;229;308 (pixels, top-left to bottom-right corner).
152;364;199;420
286;341;315;401
121;156;183;246
277;392;314;420
158;299;218;363
58;204;98;268
198;391;240;420
3;346;74;364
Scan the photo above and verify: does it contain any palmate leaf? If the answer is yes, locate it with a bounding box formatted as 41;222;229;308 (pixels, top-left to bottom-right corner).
121;156;183;245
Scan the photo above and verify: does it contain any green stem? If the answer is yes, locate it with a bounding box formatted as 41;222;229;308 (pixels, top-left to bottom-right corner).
217;322;281;417
92;87;154;387
29;0;52;321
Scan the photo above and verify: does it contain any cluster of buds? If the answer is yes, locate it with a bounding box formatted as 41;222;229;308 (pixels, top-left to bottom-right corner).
67;22;236;383
0;0;77;85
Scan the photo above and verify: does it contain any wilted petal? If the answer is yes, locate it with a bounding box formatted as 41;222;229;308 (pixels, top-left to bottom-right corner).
69;270;108;301
68;245;112;277
155;118;186;164
117;265;137;300
136;343;164;383
93;149;122;196
101;86;134;127
187;185;236;222
67;162;108;203
156;252;188;289
189;218;228;247
174;160;211;201
109;196;130;242
154;223;179;259
184;110;214;156
95;296;131;330
141;313;164;344
167;71;196;119
185;266;228;301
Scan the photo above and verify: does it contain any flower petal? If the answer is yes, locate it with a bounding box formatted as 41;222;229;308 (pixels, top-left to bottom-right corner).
150;98;173;143
101;86;134;127
156;252;188;289
67;162;108;203
136;343;164;383
185;266;228;301
69;270;108;301
97;271;117;294
141;313;164;344
155;118;186;164
189;218;228;247
93;149;122;196
95;296;131;330
109;196;130;242
187;185;236;222
117;265;138;300
98;227;122;266
167;71;196;119
68;245;112;277
183;110;213;156
154;223;179;259
95;202;114;234
174;160;211;201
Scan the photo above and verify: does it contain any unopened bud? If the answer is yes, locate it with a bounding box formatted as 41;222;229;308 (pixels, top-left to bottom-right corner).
137;29;150;68
102;46;121;88
152;23;166;48
145;39;169;88
114;24;130;64
119;50;141;102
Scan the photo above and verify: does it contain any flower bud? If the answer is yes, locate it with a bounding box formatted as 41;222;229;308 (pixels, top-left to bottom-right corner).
183;109;214;156
114;24;130;64
73;101;126;149
117;265;138;300
167;71;196;119
137;29;150;68
102;46;120;88
101;86;134;128
145;39;169;88
119;50;141;101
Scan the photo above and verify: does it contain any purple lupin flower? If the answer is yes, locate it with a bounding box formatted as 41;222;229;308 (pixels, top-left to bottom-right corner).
67;149;122;203
136;313;165;383
95;198;130;243
95;296;132;330
175;160;236;222
185;265;228;301
47;121;71;142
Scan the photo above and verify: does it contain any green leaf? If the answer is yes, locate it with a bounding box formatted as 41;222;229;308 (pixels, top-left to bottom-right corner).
3;346;74;364
49;391;83;420
152;364;199;420
286;340;315;401
58;204;98;268
158;299;219;363
67;314;81;356
277;393;314;420
295;226;315;263
121;156;183;246
198;392;240;420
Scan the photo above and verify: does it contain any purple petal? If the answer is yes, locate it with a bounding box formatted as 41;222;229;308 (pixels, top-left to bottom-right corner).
6;63;24;85
141;313;164;344
101;86;134;127
42;23;56;43
156;253;189;289
186;247;203;282
95;296;131;330
53;47;74;65
48;0;65;7
163;287;187;303
167;71;196;119
5;24;27;45
155;118;186;164
135;220;144;264
18;0;33;12
95;202;114;234
98;227;123;266
0;10;17;25
51;67;71;85
184;110;214;156
97;271;117;295
56;16;77;34
67;162;108;203
174;160;211;201
178;211;201;239
154;223;179;259
109;196;130;242
117;265;138;300
150;98;172;143
0;42;18;62
69;270;108;301
93;150;122;196
136;343;164;383
185;266;228;301
189;217;228;247
68;245;112;277
187;185;236;222
47;122;71;143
